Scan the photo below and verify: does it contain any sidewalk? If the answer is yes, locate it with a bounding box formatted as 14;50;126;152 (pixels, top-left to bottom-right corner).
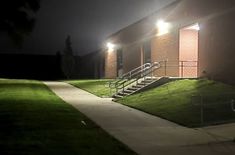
44;82;235;155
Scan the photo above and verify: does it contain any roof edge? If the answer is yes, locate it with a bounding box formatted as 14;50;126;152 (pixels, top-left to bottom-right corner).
107;0;182;40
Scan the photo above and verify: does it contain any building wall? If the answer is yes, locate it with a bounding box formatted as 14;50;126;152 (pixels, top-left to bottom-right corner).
104;0;235;82
104;43;142;78
179;29;198;77
105;49;117;78
180;29;198;61
199;9;235;84
151;31;179;77
123;43;142;74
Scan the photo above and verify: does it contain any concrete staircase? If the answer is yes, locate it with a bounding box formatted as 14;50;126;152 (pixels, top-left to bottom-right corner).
113;77;158;98
109;62;164;98
113;77;173;98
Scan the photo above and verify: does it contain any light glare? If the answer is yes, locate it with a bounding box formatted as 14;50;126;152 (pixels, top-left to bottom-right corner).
186;23;200;31
156;20;170;36
107;42;115;50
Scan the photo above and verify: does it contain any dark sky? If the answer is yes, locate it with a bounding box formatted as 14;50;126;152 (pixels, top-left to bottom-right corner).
1;0;175;56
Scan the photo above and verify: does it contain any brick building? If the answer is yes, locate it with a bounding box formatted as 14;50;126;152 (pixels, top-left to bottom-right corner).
104;0;235;84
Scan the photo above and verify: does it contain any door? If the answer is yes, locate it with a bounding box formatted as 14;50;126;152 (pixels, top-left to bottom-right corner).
143;41;151;64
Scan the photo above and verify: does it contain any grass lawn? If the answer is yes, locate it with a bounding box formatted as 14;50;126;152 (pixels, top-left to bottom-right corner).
118;79;235;127
68;79;112;97
0;79;136;155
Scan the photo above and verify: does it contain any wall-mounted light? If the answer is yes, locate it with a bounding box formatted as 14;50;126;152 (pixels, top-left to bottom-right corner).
185;23;200;31
156;20;170;36
106;42;115;52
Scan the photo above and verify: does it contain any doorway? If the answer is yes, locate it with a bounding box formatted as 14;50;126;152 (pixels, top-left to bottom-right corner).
179;23;199;78
143;40;151;64
117;48;123;77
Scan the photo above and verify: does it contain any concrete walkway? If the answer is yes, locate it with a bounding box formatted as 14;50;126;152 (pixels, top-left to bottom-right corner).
44;82;235;155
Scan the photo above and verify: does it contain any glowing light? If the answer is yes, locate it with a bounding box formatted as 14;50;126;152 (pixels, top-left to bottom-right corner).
106;42;115;51
186;23;200;31
156;20;170;36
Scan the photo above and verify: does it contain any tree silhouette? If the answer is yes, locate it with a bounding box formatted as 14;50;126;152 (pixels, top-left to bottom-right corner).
61;35;75;79
0;0;40;47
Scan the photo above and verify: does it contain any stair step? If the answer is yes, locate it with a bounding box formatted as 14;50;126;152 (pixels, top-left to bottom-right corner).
146;77;158;80
118;92;130;96
132;85;144;89
124;90;135;93
127;87;138;91
137;83;147;86
144;79;155;82
140;81;153;84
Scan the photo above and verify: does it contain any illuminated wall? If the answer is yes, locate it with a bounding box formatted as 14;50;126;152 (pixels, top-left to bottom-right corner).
104;0;235;83
179;29;199;77
151;31;179;77
104;49;117;78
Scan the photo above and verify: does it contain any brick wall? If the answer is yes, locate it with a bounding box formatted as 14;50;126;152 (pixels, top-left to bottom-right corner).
104;43;142;78
104;49;117;79
179;29;198;77
104;0;235;83
123;43;142;74
199;9;235;84
151;31;179;77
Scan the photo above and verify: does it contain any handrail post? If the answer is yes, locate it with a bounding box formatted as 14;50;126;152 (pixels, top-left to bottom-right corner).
164;60;167;76
116;87;118;94
151;63;153;79
144;66;146;83
123;83;124;93
181;61;184;78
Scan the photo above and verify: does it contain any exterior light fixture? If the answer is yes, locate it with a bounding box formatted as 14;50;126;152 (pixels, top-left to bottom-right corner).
186;23;200;31
156;20;170;36
106;42;115;51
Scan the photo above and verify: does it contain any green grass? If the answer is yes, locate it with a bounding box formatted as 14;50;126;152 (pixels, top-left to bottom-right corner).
0;79;136;155
118;79;235;127
68;79;112;97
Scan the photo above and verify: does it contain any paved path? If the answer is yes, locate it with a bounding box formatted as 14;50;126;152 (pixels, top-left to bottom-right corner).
44;82;235;155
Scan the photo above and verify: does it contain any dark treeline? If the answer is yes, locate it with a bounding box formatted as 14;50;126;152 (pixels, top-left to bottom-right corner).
0;52;104;80
0;53;64;80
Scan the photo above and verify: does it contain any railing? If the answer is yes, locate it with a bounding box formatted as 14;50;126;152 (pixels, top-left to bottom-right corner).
108;63;151;89
121;63;151;79
109;62;161;95
107;60;198;96
158;60;198;78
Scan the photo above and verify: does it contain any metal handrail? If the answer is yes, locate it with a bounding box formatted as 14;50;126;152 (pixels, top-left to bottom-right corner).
121;63;151;79
114;61;161;95
157;60;198;77
159;60;198;67
108;62;152;89
109;60;198;87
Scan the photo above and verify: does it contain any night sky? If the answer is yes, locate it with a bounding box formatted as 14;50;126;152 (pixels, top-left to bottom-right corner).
1;0;175;56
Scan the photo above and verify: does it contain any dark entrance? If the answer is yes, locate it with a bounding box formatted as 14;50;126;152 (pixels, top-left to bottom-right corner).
117;48;123;77
143;41;151;64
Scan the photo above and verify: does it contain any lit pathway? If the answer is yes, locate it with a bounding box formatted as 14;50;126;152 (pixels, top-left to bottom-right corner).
44;82;235;155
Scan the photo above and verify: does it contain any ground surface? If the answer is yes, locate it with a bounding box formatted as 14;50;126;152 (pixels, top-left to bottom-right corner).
45;81;235;155
118;79;235;127
67;79;235;127
68;79;112;97
0;79;136;155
